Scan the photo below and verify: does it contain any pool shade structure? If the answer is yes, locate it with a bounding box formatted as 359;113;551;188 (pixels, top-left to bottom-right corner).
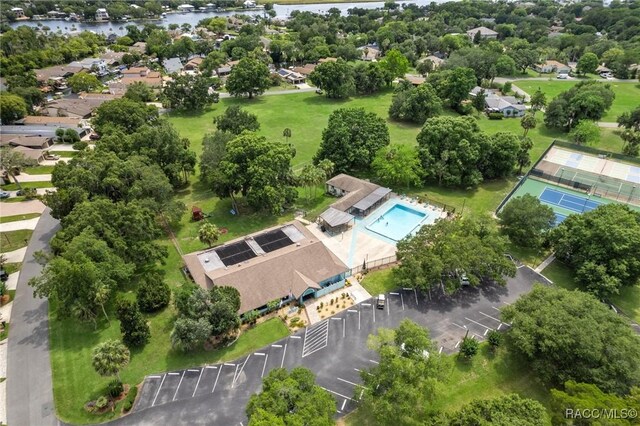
319;207;355;234
352;187;392;216
325;174;392;216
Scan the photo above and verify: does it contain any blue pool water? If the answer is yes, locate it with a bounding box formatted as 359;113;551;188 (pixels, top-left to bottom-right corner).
366;204;427;241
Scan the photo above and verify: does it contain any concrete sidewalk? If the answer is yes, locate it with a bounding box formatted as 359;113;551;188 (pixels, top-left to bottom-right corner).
1;247;27;263
0;200;46;217
0;217;40;232
11;173;52;183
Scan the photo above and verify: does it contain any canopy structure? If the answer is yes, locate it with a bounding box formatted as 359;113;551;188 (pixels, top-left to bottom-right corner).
319;207;355;233
352;187;392;215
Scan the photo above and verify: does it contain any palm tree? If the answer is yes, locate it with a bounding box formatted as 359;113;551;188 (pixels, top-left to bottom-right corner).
283;128;292;144
0;147;32;191
92;340;130;382
317;159;335;180
520;114;537;137
198;222;221;248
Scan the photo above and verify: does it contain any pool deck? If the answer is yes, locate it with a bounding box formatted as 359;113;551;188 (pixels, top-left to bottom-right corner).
307;197;446;268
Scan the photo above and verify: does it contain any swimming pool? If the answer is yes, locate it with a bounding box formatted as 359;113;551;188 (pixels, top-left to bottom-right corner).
366;203;428;241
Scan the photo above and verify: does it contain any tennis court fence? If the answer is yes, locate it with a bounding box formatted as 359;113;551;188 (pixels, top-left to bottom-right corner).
529;169;592;192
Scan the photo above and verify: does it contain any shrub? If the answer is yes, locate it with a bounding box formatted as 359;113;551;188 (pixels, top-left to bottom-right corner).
95;396;109;410
73;140;88;151
116;298;150;347
459;336;479;359
123;385;138;412
21;187;38;200
107;379;124;398
330;299;334;305
488;112;504;120
487;330;502;350
136;276;171;313
502;81;512;93
243;309;259;325
319;302;323;309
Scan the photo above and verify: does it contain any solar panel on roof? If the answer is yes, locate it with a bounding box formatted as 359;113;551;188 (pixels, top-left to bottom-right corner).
254;229;294;253
215;241;257;266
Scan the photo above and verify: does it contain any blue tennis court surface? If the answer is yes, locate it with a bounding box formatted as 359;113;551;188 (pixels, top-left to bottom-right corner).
554;212;567;225
539;187;603;213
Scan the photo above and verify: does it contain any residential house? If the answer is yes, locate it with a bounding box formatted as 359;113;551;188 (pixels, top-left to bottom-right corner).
184;57;203;71
69;58;109;76
358;45;381;61
163;57;184;74
129;42;147;54
293;64;316;76
534;60;570;74
404;75;425;86
422;55;445;69
177;4;195;12
121;67;163;87
484;94;526;117
41;98;107;119
100;51;126;67
318;57;338;63
277;69;305;84
11;8;26;19
34;65;84;88
325;174;391;217
182;222;349;314
17;116;89;136
12;146;45;163
95;8;109;21
0;135;53;150
243;0;257;7
466;26;498;40
216;60;239;77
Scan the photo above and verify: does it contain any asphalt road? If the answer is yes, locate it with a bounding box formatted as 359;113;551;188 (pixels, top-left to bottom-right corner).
110;265;544;426
6;208;61;426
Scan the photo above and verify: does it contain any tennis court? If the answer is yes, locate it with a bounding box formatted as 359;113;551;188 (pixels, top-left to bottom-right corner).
539;187;603;213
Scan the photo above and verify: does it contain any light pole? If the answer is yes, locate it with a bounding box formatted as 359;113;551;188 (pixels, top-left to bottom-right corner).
559;167;565;183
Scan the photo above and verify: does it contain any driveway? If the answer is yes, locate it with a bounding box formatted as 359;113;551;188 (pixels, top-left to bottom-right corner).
6;209;60;426
0;200;46;217
110;266;544;426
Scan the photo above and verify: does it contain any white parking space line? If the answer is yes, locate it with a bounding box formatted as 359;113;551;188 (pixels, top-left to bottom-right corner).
271;344;282;348
212;365;223;394
402;288;418;305
465;317;494;330
187;369;199;372
450;322;466;330
254;352;265;356
147;375;162;379
302;320;329;358
354;368;374;376
479;311;511;326
321;387;354;401
290;335;301;339
281;343;287;368
337;377;368;388
193;368;205;397
439;346;443;354
205;365;218;369
341;399;347;411
455;341;461;349
261;354;269;378
151;374;166;407
484;329;488;336
368;359;379;364
167;372;180;375
497;323;502;330
172;371;185;401
233;356;250;388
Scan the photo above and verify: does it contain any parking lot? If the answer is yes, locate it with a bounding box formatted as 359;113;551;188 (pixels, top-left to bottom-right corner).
112;266;544;426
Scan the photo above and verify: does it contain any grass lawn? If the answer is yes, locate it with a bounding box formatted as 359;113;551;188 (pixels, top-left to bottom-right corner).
3;262;21;275
0;229;33;253
24;165;56;174
0;213;40;224
515;81;640;122
0;196;26;203
344;344;551;425
0;323;9;341
0;181;52;191
506;243;550;267
542;260;640;323
49;151;77;158
50;256;290;426
360;268;398;295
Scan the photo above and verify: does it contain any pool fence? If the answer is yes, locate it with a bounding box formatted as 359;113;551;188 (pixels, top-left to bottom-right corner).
347;254;398;276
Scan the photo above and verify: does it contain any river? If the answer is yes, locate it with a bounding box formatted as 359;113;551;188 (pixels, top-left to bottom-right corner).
9;0;447;36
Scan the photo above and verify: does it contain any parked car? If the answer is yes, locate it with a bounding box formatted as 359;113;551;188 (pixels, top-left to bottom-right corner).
557;73;568;79
89;133;101;141
0;191;10;199
376;294;386;309
0;270;8;282
315;88;324;95
43;152;60;160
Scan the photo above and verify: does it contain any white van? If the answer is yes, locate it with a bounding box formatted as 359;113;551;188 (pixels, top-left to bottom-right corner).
376;294;386;309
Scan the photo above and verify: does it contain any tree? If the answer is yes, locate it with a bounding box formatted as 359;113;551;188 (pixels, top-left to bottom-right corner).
0;93;27;124
10;86;45;112
226;57;270;99
372;145;422;188
93;98;159;134
171;317;212;351
359;320;446;425
213;133;297;214
495;54;517;76
517;136;534;173
200;131;234;185
617;106;640;132
577;52;599;75
459;336;479;359
67;72;102;93
282;128;291;144
200;50;228;76
353;62;392;95
530;88;546;115
308;59;355;99
550;381;640;425
416;116;486;187
116;298;150;347
314;108;390;174
427;67;476;112
29;229;134;322
569;120;600;145
549;204;640;298
503;285;640;394
438;394;547;426
163;74;218;111
471;88;486;112
480;132;521;179
0;147;34;190
544;81;615;131
379;49;409;80
92;340;130;381
395;216;516;294
416;59;434;76
198;222;221;247
388;82;443;124
136;274;171;313
124;81;154;102
246;368;336;426
520;114;537;137
298;164;325;199
498;194;555;248
617;106;640;156
213;106;259;135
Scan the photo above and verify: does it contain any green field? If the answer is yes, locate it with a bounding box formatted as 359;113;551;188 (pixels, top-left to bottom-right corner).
360;268;398;295
24;165;56;174
515;81;640;122
0;213;40;224
345;344;551;425
0;229;33;253
0;181;52;191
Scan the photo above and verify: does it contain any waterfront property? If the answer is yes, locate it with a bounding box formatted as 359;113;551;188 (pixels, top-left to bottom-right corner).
182;221;349;314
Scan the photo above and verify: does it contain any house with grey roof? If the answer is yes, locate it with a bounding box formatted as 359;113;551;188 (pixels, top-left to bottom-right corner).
466;26;498;40
163;57;184;74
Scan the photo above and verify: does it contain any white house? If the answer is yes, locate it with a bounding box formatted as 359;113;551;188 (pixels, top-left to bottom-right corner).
177;4;195;12
11;7;25;19
243;0;257;8
95;8;109;21
466;26;498;40
485;94;526;117
534;60;570;74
